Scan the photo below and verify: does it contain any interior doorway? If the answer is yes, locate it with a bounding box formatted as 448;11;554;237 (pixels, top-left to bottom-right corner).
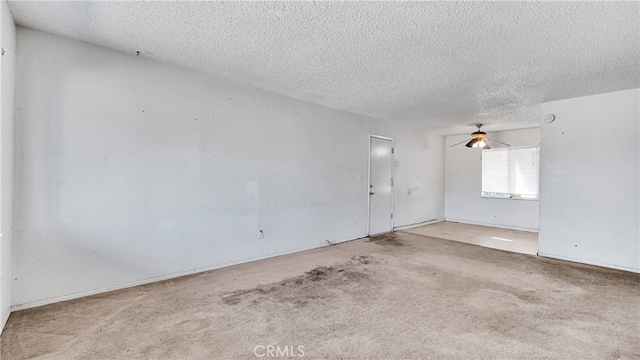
368;135;394;235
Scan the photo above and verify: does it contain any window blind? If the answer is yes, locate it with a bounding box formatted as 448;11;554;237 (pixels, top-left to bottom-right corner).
482;146;540;199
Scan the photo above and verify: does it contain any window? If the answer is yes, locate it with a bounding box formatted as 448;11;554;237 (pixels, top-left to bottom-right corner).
482;146;540;200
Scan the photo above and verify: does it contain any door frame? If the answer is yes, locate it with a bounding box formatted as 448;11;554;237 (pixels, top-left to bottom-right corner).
367;134;395;236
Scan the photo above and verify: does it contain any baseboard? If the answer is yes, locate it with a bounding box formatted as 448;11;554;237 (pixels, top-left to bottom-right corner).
444;218;539;233
11;234;368;312
1;306;9;335
0;232;9;335
537;252;640;274
394;218;443;231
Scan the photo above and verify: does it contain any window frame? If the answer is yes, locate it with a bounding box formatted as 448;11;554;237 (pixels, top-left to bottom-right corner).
481;145;540;201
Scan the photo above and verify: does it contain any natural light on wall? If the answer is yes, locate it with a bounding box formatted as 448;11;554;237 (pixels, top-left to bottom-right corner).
482;146;540;200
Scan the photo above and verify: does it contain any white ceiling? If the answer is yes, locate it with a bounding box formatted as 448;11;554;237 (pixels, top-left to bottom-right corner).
7;1;639;135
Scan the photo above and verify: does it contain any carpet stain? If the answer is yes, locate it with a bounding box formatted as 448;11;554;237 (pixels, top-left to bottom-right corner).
305;266;334;281
220;255;375;306
350;255;371;264
367;233;403;246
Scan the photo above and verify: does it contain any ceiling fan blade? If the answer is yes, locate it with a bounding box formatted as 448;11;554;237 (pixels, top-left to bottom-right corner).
486;138;511;147
449;139;470;147
465;139;478;148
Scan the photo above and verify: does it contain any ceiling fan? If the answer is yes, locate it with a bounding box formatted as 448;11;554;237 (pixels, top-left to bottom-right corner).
450;124;510;149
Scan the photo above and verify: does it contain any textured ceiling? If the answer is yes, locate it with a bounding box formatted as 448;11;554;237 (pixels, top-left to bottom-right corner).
7;1;640;135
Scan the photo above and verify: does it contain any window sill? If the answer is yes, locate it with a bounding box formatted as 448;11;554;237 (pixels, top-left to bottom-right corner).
481;195;539;201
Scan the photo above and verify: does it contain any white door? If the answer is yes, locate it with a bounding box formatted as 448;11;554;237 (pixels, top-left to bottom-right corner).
369;136;393;235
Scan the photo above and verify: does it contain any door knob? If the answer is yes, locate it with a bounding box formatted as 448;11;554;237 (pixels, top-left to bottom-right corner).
369;192;375;195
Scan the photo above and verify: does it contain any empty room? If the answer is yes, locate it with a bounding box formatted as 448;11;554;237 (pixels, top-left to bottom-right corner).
0;1;638;359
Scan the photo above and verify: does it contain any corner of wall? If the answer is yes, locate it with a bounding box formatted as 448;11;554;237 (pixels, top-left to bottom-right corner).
1;298;10;335
0;0;17;334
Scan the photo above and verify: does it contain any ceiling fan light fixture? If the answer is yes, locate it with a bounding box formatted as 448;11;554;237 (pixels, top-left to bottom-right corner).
450;123;509;149
467;124;489;149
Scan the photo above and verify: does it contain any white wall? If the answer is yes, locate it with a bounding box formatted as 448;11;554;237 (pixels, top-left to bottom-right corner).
0;0;16;333
445;128;541;231
539;89;639;272
13;28;445;309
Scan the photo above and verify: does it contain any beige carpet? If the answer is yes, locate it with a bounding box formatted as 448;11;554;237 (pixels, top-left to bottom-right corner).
2;231;639;359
